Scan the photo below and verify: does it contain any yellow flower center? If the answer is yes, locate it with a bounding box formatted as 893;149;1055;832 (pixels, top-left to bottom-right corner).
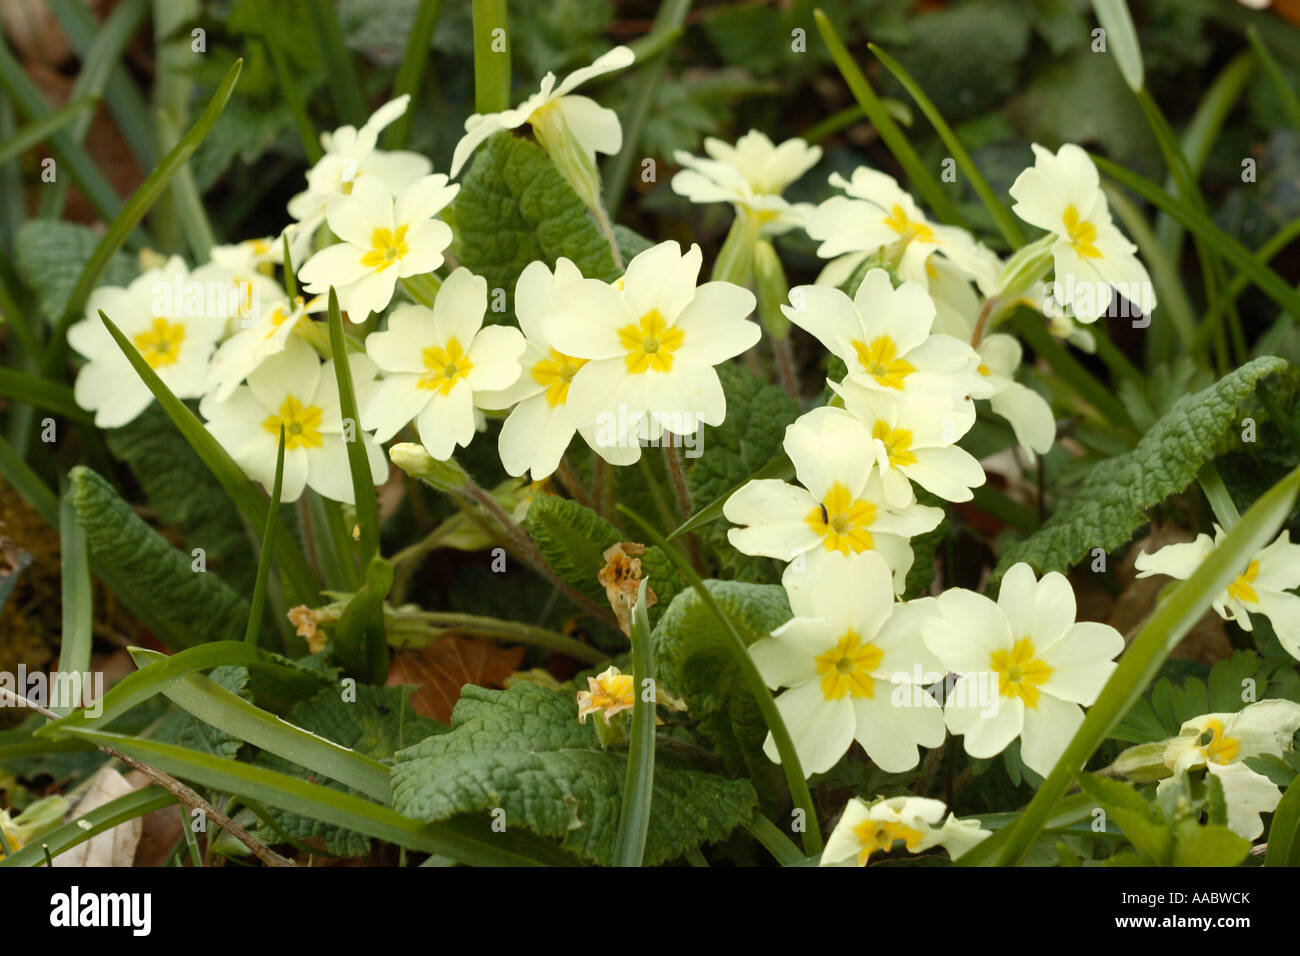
360;224;410;270
576;668;635;723
977;363;991;376
851;336;915;390
883;204;935;244
263;297;305;341
815;630;884;701
851;818;926;866
872;420;917;468
131;318;186;369
1195;718;1241;765
805;481;877;554
262;395;324;450
618;309;684;374
1226;560;1260;605
989;637;1053;709
419;337;474;395
1063;204;1101;259
531;348;588;406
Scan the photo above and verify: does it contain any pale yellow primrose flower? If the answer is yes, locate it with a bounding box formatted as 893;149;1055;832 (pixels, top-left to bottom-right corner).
545;241;760;452
1135;528;1300;660
725;406;944;597
287;95;433;250
671;130;821;234
749;551;945;774
477;259;642;480
1009;143;1156;323
200;336;387;504
298;173;458;323
450;47;635;179
830;377;983;507
972;333;1056;458
807;166;1000;290
820;796;990;867
206;294;326;401
69;256;224;428
923;563;1124;777
361;267;525;461
1157;699;1300;840
782;269;993;405
576;666;635;724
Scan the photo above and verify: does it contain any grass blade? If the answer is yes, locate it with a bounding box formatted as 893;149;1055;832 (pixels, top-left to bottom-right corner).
0;369;92;423
258;0;322;162
326;287;380;567
55;489;93;717
95;309;319;603
41;59;243;378
55;728;577;866
617;503;823;855
1092;153;1300;324
813;8;965;229
614;578;655;867
245;427;286;647
129;647;392;803
0;96;99;164
1091;0;1144;91
472;0;511;113
383;0;446;150
1247;25;1300;134
308;0;367;126
868;43;1024;248
0;786;175;868
993;463;1300;865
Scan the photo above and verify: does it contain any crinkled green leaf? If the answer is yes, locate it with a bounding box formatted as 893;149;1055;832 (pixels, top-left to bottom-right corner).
69;466;247;649
451;132;618;314
997;357;1288;577
259;685;441;857
13;220;137;325
391;682;755;865
651;580;791;806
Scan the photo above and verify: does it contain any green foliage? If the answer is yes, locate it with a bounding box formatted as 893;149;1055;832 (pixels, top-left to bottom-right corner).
391;682;757;865
13;220;137;324
450;132;618;314
1114;651;1270;744
525;494;680;628
1077;772;1250;867
154;665;251;760
105;404;258;592
651;580;791;805
259;685;441;857
997;356;1289;577
68;466;248;649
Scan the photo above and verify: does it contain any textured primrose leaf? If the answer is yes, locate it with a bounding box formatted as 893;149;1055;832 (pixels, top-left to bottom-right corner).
524;494;680;629
391;682;757;865
13;220;137;324
995;356;1289;578
450;132;619;314
258;685;442;857
106;404;258;593
650;580;792;806
69;466;248;650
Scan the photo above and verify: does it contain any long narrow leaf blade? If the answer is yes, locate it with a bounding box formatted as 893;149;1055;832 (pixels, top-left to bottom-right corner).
614;578;655;866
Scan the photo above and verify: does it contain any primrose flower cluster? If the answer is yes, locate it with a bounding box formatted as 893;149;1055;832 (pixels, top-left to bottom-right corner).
63;44;1300;866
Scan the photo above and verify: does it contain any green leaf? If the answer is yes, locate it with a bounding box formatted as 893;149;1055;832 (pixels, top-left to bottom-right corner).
1265;772;1300;867
525;494;679;628
327;288;380;567
382;0;446;149
55;490;93;716
997;357;1289;577
651;580;792;807
0;368;92;423
391;682;757;866
1171;819;1250;867
0;95;98;164
68;466;248;650
1076;772;1172;863
1091;0;1145;91
154;665;251;760
57;727;575;866
0;786;175;868
991;461;1300;865
452;132;619;314
472;0;511;113
257;685;442;856
332;555;393;683
105;404;258;593
12;220;137;326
